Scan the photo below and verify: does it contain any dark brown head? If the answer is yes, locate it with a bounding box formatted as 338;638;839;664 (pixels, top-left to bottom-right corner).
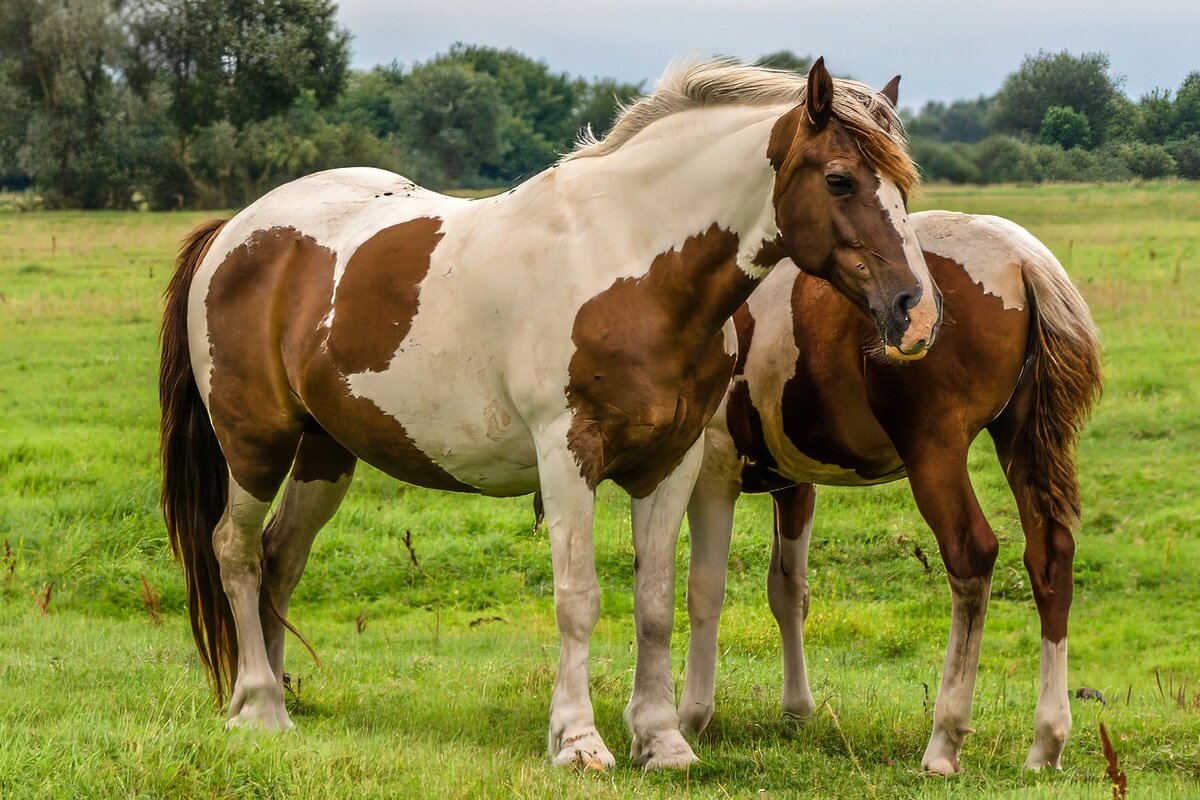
767;58;942;360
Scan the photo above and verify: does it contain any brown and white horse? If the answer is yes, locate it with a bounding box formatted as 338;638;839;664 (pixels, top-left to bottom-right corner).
678;211;1102;774
159;58;940;770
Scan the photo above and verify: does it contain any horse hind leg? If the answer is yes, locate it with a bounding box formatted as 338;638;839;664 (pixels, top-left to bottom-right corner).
767;483;818;720
213;468;295;729
260;429;357;684
677;429;742;737
990;409;1075;770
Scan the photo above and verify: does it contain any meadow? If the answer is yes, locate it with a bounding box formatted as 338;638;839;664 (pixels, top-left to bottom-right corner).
0;182;1198;798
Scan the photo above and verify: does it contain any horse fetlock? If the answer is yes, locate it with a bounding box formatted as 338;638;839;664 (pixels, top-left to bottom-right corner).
781;688;816;720
677;700;714;736
225;678;293;732
921;723;972;775
629;728;698;770
1025;712;1070;770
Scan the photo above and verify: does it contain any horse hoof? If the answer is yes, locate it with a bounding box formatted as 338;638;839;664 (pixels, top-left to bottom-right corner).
551;731;615;772
224;707;295;732
631;729;698;770
921;755;962;776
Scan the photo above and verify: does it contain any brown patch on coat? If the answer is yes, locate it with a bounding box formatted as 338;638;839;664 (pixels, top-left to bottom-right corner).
204;221;475;499
565;224;755;497
722;305;789;493
734;250;1031;492
290;421;357;484
325;217;443;374
298;218;478;493
204;227;332;501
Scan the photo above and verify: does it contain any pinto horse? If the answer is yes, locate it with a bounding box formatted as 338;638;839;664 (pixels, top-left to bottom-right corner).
159;58;940;770
678;211;1102;774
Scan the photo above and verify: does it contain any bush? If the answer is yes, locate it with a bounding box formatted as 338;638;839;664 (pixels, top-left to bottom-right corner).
1039;106;1092;149
1166;135;1200;179
971;135;1030;182
911;138;981;183
1117;141;1177;179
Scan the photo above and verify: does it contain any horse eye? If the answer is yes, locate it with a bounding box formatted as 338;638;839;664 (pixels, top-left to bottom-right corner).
825;174;854;196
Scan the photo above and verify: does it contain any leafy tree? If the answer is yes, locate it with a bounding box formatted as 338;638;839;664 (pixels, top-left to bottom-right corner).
1136;89;1175;144
1173;72;1200;138
574;77;644;141
908;97;992;143
428;44;582;181
756;51;813;74
392;61;501;185
328;65;405;138
1039;106;1092;149
0;0;139;206
128;0;350;133
990;50;1122;146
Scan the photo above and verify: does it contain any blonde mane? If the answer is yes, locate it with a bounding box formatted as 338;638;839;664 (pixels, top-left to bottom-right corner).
565;58;919;195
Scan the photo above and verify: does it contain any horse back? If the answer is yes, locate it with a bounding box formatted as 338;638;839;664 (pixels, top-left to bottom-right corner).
725;213;1035;491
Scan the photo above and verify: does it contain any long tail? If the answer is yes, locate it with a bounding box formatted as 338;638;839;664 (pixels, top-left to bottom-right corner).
1015;238;1104;530
159;218;236;705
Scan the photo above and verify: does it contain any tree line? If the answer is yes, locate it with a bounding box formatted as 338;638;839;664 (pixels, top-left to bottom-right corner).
1;2;1198;210
905;51;1200;182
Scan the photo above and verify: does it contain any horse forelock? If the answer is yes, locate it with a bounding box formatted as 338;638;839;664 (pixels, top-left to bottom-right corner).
565;58;917;195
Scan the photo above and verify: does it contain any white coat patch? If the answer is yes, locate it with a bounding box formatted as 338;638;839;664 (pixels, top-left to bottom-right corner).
911;211;1030;311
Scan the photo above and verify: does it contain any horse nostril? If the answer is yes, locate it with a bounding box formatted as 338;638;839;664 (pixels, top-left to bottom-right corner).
892;288;921;318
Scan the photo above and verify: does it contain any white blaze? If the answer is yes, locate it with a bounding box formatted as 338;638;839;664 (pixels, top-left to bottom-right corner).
875;180;938;351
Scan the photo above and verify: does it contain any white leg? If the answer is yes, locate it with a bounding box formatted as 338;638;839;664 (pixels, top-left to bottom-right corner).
214;477;292;730
678;430;741;736
536;425;614;770
767;483;817;719
626;438;705;769
261;472;354;683
921;574;991;775
1026;637;1071;769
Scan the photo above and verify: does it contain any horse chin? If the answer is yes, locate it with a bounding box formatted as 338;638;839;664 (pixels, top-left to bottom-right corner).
883;343;930;362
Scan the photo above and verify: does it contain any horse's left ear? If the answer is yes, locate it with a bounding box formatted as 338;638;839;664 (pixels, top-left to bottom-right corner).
883;75;902;107
806;56;834;129
881;75;901;108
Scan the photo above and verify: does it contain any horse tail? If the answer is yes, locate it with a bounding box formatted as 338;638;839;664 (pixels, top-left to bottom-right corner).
159;218;237;706
1014;235;1103;530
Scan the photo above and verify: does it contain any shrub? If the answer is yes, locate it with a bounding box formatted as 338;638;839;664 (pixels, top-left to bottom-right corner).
1117;141;1178;179
1165;135;1200;179
911;138;981;183
1039;106;1092;149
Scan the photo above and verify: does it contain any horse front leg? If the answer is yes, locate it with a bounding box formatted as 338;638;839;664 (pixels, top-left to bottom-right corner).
535;426;614;771
903;444;999;776
768;483;818;720
626;437;705;769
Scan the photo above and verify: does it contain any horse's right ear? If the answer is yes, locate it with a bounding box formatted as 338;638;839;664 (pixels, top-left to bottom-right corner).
806;56;834;129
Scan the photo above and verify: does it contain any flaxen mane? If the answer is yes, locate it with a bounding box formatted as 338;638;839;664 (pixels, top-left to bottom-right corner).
566;58;919;195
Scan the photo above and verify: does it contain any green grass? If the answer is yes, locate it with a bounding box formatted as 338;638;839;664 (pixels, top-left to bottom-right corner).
1;183;1199;798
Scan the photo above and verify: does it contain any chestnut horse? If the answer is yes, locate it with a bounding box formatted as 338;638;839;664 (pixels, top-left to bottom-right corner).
678;210;1101;774
159;58;940;770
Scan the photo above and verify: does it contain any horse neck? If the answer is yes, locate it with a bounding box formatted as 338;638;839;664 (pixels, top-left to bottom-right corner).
561;104;785;276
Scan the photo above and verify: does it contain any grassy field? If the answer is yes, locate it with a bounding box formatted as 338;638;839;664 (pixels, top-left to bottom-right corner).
1;182;1198;798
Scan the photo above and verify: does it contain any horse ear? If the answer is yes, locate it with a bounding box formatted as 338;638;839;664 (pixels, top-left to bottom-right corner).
881;75;901;108
806;56;834;129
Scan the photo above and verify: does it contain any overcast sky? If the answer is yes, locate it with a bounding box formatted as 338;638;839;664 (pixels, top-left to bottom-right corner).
335;0;1198;110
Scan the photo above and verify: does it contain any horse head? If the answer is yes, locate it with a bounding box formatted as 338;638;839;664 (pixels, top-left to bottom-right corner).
768;58;942;360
